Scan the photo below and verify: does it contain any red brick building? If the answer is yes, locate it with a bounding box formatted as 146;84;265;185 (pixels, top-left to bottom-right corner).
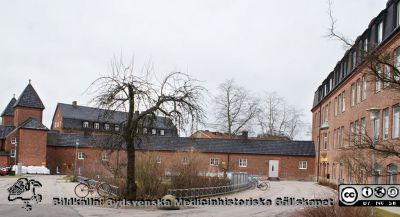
0;81;48;167
0;82;315;181
312;0;400;184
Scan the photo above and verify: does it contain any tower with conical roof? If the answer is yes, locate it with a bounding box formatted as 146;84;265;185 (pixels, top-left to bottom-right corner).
0;96;16;125
12;80;45;126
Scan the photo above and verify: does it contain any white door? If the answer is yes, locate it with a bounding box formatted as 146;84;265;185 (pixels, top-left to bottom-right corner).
269;160;279;178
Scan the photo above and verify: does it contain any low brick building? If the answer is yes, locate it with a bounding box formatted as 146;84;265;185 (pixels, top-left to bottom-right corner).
0;82;316;181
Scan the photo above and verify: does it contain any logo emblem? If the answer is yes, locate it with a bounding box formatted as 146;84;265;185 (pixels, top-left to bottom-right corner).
374;186;386;198
362;187;373;198
387;187;399;198
341;187;358;204
7;178;42;211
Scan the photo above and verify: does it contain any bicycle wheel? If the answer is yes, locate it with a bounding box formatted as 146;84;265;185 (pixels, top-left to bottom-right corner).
97;183;112;197
258;182;269;191
75;183;89;198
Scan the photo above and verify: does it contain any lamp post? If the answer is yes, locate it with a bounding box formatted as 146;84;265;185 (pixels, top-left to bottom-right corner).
74;139;79;177
366;108;380;184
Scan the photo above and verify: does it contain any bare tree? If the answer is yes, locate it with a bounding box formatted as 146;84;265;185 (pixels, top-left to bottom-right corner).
257;92;305;140
88;56;205;200
213;79;259;136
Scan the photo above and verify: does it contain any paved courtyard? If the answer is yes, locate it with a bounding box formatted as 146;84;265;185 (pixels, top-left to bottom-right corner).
0;175;335;217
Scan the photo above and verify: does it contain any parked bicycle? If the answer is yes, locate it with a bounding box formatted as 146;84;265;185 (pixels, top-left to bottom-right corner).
250;176;270;191
74;177;112;198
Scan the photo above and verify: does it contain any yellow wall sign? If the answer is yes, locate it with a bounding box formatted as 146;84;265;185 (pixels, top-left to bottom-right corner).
320;157;328;162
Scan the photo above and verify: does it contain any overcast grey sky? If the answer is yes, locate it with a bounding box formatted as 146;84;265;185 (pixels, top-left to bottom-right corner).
0;0;386;139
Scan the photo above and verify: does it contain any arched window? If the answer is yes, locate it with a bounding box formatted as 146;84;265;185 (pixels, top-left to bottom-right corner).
387;164;398;184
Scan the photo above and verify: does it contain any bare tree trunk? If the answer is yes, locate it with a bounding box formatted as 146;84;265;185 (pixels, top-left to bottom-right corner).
126;141;137;200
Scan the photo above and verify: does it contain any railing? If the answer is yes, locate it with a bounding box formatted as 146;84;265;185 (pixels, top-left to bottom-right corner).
167;182;252;198
76;176;119;198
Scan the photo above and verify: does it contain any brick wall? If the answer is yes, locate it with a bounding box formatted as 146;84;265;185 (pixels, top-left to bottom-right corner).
18;129;47;166
47;146;315;180
2;116;14;126
14;107;43;126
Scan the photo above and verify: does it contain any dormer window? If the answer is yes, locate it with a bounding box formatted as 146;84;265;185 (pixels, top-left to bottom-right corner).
83;122;89;128
94;123;100;129
377;21;383;44
11;138;17;144
115;125;120;131
152;129;157;135
104;124;110;130
160;129;165;136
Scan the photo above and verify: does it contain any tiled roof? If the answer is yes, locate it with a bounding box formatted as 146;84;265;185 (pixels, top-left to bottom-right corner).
1;97;16;116
14;84;45;109
57;103;176;130
48;132;315;156
0;125;15;139
19;118;48;131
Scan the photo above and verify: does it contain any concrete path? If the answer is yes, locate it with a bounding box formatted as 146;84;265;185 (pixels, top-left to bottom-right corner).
0;175;335;217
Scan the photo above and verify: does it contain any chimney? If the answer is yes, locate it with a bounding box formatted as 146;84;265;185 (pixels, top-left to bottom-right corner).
241;131;248;139
72;101;78;106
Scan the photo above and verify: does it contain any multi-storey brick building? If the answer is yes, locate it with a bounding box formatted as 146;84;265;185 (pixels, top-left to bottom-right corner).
312;0;400;184
0;81;316;180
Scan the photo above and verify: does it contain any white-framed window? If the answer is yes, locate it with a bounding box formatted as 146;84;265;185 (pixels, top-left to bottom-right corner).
182;157;189;165
10;149;16;158
361;118;366;143
384;65;391;88
94;123;100;129
342;91;346;112
101;152;108;161
376;75;381;93
78;152;85;160
351;83;355;106
377;21;383;44
115;125;120;131
299;161;307;169
374;111;381;141
383;108;389;140
104;124;110;130
396;48;400;81
333;129;337;149
355;120;359;144
151;129;157;135
156;156;161;164
83;121;89;128
239;158;247;167
210;158;220;166
143;128;148;134
356;79;361;104
364;38;368;52
160;129;165;136
11;137;17;145
349;122;354;145
362;75;367;100
393;105;399;139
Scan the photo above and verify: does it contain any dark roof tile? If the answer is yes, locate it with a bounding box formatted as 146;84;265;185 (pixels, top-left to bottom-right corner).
14;83;45;109
1;97;16;116
47;133;315;156
0;125;15;139
19;118;48;131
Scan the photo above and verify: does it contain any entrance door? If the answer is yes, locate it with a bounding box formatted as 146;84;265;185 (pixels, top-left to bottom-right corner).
269;160;279;178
